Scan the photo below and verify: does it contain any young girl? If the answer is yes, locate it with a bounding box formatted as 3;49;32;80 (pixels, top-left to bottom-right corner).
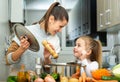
73;35;102;77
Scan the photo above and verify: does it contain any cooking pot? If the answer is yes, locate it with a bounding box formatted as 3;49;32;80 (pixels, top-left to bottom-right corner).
45;62;81;77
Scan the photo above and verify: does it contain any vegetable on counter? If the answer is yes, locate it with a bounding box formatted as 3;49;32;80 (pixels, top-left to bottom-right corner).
34;77;44;82
7;76;17;82
112;64;120;78
101;76;120;81
39;72;48;79
91;68;112;80
44;74;56;82
51;72;60;81
60;76;68;82
98;80;118;82
39;72;60;81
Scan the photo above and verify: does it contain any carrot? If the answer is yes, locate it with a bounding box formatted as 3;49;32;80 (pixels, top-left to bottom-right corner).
91;78;97;82
91;68;111;80
79;77;82;82
86;77;97;82
76;66;80;73
71;66;80;79
71;73;79;79
98;80;118;82
81;72;86;82
86;77;91;82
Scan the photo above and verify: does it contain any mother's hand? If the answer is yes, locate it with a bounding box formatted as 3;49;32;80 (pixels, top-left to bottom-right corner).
43;42;55;64
20;36;30;51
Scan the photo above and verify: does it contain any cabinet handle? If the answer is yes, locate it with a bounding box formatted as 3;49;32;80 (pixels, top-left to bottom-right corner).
116;0;120;18
100;13;103;27
105;9;111;25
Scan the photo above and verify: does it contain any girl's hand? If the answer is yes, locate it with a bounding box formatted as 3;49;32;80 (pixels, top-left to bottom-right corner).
20;36;30;51
79;50;87;60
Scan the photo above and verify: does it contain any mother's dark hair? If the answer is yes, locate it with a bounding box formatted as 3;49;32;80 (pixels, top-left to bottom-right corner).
39;2;69;33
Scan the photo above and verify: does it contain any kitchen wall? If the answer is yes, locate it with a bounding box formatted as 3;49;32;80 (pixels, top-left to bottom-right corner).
0;0;120;81
25;10;45;25
0;0;10;81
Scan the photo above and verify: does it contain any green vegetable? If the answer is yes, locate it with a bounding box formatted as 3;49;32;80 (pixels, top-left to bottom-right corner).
31;75;37;81
101;76;120;81
40;73;48;79
7;76;17;82
112;64;120;78
51;73;60;81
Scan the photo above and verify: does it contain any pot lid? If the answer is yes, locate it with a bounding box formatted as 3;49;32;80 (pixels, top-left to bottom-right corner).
13;24;40;52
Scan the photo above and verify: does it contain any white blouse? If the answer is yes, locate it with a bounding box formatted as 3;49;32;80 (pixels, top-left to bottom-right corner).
77;59;99;77
6;24;61;75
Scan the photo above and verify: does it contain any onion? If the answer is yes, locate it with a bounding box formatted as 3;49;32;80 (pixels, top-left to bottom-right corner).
44;75;56;82
34;77;44;82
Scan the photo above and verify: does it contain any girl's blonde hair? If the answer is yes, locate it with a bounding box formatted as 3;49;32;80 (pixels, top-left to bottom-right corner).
79;35;102;68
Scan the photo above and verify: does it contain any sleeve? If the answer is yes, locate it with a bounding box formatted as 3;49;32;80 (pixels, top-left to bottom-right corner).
6;52;20;65
5;41;20;65
90;61;99;70
81;59;99;70
80;59;99;77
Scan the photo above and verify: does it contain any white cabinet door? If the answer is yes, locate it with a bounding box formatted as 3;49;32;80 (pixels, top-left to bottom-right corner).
110;0;120;26
97;0;105;31
97;0;120;32
104;0;111;27
10;0;24;23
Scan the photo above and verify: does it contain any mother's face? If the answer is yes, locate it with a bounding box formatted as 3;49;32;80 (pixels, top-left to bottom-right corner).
48;15;68;35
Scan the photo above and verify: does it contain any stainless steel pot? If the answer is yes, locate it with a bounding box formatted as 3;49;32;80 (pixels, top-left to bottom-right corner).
45;62;81;77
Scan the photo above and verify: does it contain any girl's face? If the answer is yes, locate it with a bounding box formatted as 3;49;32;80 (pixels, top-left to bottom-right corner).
48;15;68;35
73;38;87;59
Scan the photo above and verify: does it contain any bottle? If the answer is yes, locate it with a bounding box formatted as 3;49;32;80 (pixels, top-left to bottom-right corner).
42;40;58;59
35;58;42;76
17;64;27;82
108;55;117;69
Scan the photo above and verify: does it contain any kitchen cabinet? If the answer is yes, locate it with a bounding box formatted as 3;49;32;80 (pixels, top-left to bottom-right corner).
97;0;120;32
61;0;109;54
61;0;91;52
9;0;24;23
110;0;120;27
97;0;105;31
82;0;90;35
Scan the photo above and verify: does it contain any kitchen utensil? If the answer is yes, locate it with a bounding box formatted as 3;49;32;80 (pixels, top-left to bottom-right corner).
13;24;40;52
47;62;81;77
